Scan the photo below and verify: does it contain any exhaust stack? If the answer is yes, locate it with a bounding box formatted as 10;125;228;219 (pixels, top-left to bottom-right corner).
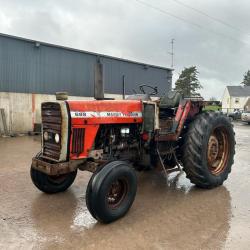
94;60;104;100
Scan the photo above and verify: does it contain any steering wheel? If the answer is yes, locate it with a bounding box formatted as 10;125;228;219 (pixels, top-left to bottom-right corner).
139;84;158;96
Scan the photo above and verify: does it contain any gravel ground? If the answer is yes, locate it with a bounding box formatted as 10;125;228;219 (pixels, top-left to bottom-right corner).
0;122;249;250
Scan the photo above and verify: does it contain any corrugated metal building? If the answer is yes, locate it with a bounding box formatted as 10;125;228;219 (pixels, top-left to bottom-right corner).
0;33;172;134
0;33;172;96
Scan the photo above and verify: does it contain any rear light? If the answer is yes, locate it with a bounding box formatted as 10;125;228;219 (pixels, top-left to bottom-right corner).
142;132;149;141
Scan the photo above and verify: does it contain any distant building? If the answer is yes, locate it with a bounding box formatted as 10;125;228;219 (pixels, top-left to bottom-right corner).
0;33;172;97
222;86;250;113
244;98;250;111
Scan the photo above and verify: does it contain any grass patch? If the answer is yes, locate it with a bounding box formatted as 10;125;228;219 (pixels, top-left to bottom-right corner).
204;105;221;111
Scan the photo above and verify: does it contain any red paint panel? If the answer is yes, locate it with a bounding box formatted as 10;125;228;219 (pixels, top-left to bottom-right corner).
70;125;100;159
32;94;35;131
175;103;185;122
67;100;143;125
178;101;191;129
67;100;143;159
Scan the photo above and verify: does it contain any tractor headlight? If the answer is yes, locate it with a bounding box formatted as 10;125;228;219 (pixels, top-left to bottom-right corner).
43;131;49;141
54;133;60;143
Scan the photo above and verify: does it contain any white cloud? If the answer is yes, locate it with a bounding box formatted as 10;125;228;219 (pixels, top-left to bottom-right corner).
0;0;249;100
200;78;227;100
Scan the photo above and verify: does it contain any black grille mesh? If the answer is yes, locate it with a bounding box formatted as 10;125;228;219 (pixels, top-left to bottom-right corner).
42;102;61;161
71;128;85;155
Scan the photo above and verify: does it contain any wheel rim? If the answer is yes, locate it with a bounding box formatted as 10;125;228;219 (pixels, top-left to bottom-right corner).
207;127;230;175
106;178;128;209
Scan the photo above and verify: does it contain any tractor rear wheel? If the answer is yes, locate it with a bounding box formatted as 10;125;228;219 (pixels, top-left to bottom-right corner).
30;167;77;194
182;112;235;189
86;161;137;223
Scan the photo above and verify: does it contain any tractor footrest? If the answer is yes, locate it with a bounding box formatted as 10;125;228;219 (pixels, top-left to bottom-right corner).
155;133;177;141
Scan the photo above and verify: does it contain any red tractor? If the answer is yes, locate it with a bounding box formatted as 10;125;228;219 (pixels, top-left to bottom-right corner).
31;85;235;223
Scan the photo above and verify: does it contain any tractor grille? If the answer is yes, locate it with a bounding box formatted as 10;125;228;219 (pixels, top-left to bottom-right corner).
41;102;62;161
71;128;85;155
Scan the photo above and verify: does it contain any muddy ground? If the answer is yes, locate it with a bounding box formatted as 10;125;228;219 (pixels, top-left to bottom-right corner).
0;122;250;250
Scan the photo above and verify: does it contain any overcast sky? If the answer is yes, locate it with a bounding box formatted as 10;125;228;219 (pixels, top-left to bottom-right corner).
0;0;249;99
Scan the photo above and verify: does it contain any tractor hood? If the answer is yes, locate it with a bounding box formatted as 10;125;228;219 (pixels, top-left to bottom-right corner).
67;100;143;125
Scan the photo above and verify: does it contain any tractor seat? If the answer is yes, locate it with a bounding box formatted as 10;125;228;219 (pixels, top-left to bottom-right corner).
126;94;151;101
159;90;182;108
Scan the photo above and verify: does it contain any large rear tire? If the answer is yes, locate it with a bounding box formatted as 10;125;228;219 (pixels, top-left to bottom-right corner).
182;112;235;189
86;161;137;223
30;167;77;194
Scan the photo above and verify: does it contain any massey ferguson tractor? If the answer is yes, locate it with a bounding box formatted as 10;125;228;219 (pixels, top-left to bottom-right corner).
30;84;235;223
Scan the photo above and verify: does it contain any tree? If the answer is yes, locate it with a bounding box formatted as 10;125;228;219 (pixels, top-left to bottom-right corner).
241;70;250;86
175;66;202;97
209;97;217;101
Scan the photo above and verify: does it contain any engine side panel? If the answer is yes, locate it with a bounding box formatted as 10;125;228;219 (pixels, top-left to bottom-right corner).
67;100;143;159
69;125;100;159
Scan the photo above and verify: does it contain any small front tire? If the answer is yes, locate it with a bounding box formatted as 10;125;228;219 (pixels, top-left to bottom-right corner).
86;161;137;223
30;167;77;194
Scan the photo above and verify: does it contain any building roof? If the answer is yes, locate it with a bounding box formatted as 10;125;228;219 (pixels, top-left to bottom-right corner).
0;32;172;72
227;86;250;97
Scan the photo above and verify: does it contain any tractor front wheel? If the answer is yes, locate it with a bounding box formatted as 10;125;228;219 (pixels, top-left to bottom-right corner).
30;167;77;194
182;112;235;189
86;161;137;223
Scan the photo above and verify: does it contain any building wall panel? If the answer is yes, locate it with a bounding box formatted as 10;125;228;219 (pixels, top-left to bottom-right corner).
0;34;172;97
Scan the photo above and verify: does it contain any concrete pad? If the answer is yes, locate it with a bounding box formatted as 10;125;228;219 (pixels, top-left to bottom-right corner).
0;122;250;249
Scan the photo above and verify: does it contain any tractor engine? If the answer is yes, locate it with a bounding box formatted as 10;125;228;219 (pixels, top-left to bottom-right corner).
94;124;142;161
39;99;155;170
